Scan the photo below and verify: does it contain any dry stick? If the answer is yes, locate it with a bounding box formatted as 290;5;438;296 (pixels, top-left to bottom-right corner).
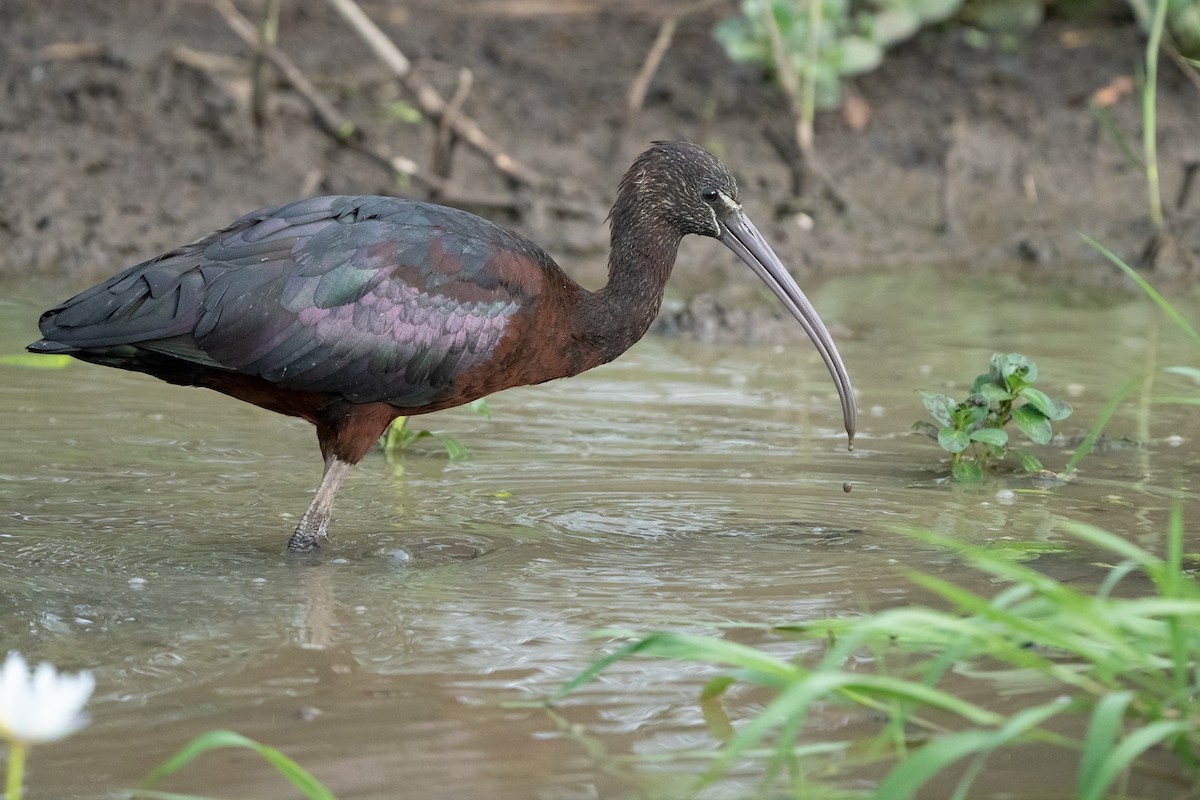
1164;38;1200;98
432;67;474;190
762;126;805;197
210;0;355;142
250;0;281;132
938;115;966;236
760;0;850;212
208;0;435;190
324;0;541;188
611;0;723;162
1177;161;1199;212
207;0;587;215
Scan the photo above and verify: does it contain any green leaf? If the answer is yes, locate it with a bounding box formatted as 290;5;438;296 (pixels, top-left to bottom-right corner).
969;428;1008;447
959;402;989;429
1013;449;1043;472
1078;719;1194;800
700;675;735;700
836;35;883;75
0;353;73;369
138;730;335;800
1021;387;1073;421
467;397;494;418
912;420;940;440
909;0;963;23
921;391;956;426
952;460;983;482
938;427;971;453
438;435;469;461
1013;405;1052;445
996;353;1037;385
384;100;423;124
976;382;1014;402
875;697;1068;800
1165;366;1200;383
870;9;920;46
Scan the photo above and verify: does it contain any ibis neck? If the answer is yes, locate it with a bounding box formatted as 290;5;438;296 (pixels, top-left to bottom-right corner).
578;215;681;367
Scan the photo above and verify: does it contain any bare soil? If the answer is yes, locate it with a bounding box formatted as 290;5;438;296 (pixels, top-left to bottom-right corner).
3;0;1197;339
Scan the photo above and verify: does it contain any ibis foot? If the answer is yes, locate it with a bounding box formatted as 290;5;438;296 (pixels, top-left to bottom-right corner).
287;527;326;553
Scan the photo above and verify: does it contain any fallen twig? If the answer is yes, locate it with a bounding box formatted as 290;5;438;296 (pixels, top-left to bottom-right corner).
209;0;353;142
432;67;474;193
251;0;281;132
324;0;541;188
610;0;723;161
208;0;442;191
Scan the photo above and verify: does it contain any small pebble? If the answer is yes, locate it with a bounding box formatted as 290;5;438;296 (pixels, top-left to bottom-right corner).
1167;434;1184;447
1066;383;1085;398
842;481;853;493
128;577;146;588
995;489;1016;505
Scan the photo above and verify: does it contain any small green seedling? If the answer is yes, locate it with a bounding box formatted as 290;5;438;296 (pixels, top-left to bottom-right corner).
382;398;492;461
913;353;1072;481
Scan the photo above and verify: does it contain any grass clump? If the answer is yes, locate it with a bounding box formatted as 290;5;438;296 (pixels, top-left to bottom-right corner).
556;508;1200;799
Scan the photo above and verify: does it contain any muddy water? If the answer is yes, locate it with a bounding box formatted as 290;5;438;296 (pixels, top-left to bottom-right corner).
1;269;1197;799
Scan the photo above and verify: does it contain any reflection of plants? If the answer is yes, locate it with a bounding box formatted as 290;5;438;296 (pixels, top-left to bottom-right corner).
914;353;1072;481
1085;234;1200;384
558;508;1200;798
715;0;961;110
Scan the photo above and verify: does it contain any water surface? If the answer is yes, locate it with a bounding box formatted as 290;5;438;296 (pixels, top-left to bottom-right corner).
1;269;1196;798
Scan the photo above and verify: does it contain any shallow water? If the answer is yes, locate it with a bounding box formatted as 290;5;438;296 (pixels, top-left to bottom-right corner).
1;268;1197;798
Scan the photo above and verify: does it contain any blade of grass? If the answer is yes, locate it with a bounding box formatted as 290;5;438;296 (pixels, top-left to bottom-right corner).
1141;0;1167;230
1079;720;1193;800
874;697;1070;800
1077;691;1135;800
1081;234;1200;346
138;730;334;800
1063;375;1140;475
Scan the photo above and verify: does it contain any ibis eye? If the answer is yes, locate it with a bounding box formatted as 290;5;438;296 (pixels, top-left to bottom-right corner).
701;188;719;203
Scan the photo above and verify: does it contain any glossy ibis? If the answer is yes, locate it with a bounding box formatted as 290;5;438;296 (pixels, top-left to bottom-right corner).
29;141;857;552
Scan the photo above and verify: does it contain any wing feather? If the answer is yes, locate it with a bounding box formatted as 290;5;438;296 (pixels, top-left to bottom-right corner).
32;196;548;408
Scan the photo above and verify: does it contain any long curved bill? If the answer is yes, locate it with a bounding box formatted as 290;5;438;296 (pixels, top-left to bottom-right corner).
719;210;857;446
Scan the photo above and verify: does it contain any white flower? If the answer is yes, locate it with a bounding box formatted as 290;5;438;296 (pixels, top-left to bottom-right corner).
0;652;94;745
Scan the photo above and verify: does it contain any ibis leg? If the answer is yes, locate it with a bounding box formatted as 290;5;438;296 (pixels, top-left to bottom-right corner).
287;455;355;552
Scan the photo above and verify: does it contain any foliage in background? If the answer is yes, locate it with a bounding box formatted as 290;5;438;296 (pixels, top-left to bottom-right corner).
913;353;1073;481
715;0;962;109
716;0;1199;154
556;509;1200;799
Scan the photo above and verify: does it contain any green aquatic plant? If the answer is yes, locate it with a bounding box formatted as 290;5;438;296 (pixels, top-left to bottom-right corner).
913;352;1073;481
556;505;1200;798
134;730;335;800
382;398;492;461
714;0;961;110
